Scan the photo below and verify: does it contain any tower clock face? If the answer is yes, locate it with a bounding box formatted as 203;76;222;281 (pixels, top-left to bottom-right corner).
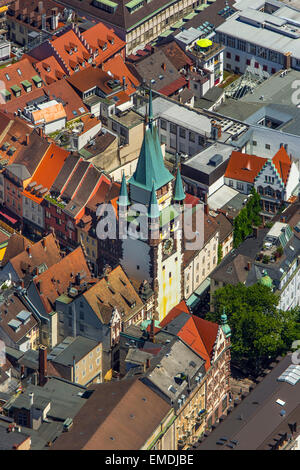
163;238;174;255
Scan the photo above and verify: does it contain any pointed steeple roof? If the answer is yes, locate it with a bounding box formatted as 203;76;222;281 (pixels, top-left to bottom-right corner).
129;127;173;192
220;308;231;338
173;168;185;202
117;172;130;206
148;87;153;131
148;182;160;219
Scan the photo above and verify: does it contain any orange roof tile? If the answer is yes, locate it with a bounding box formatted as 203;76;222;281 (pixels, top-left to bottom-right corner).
225;151;268;183
159;300;191;328
32;246;92;313
51;29;92;75
177;317;211;370
102;55;140;96
35;56;66;84
82;22;125;65
193;316;219;360
22;143;69;204
0;58;44;103
271;146;291;185
31;102;66;124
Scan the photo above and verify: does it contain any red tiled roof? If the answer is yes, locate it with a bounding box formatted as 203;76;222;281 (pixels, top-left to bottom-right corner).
34;56;66;84
184;193;200;207
225;151;267;183
0;79;88;122
193;316;219;360
82;22;125;65
50;29;92;75
158;75;188;96
0;58;44;104
159;300;191;329
177;317;211;370
102;55;140;96
32;246;92;313
8;233;62;280
271;147;291;185
22;143;70;204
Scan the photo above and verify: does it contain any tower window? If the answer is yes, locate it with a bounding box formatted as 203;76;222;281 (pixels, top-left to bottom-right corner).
137;265;140;270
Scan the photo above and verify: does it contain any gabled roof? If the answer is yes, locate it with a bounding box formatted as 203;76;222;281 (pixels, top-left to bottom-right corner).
31;247;92;314
34;56;67;85
12;130;50;176
156;41;194;70
82;22;125;64
5;233;62;281
225;150;267;183
1;233;27;267
83;265;143;324
0;292;37;345
51;378;171;450
31;102;66;124
0;115;33;166
23;143;69;204
50;28;93;76
0;58;44;105
269;146;292;186
157;301;219;370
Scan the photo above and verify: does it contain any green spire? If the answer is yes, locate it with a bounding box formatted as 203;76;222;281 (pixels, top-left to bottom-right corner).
117;172;130;206
173;168;185;202
129;127;173;192
148;182;160;219
220;308;231;338
148;87;153;131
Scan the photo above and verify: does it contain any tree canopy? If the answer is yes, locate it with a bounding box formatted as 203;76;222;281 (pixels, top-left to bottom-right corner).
233;188;261;248
207;282;300;375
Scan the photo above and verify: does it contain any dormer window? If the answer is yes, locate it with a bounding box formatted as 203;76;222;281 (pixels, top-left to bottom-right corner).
5;73;10;81
17;69;22;76
126;0;144;13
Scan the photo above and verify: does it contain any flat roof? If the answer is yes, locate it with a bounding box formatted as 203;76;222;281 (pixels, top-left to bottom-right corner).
110;110;144;129
174;27;201;44
183;142;234;174
216;8;300;59
208;184;239;210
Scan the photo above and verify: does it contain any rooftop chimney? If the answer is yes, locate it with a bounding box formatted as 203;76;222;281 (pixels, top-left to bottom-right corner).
247;261;251;271
25;134;30;146
29;392;34;407
39;345;47;386
204;203;209;216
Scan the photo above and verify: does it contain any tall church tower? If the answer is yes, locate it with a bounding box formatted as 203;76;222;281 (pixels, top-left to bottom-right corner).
118;90;185;322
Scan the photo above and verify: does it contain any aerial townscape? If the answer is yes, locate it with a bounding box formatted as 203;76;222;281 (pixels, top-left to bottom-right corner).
0;0;299;454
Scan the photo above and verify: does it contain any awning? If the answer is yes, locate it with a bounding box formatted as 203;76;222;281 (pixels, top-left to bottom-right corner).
194;277;210;296
186;293;198;307
0;210;18;224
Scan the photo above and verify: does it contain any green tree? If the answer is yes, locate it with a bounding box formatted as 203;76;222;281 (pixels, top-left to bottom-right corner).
208;283;300;375
233;189;261;248
217;244;223;265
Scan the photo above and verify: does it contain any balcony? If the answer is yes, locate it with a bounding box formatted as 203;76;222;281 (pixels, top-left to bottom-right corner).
190;42;224;63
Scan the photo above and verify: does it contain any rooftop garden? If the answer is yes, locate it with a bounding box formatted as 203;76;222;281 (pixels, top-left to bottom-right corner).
44;194;65;209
